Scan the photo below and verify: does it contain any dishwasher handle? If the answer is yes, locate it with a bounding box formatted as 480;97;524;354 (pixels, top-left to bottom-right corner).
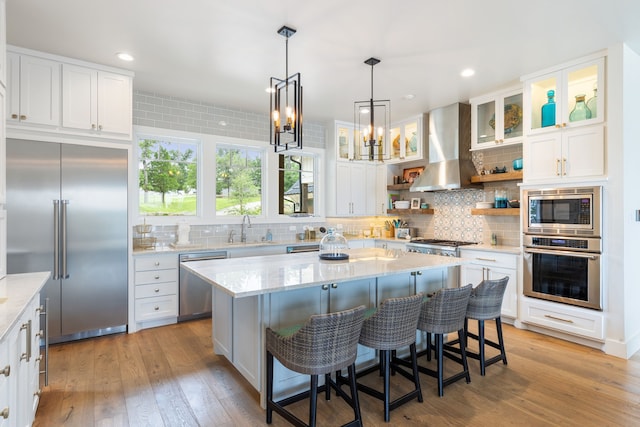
286;245;320;253
179;252;228;262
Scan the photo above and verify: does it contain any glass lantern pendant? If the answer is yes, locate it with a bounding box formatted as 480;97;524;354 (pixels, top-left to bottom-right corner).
541;90;556;128
569;94;592;122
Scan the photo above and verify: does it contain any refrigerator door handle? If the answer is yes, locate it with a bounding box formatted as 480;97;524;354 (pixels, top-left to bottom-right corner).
53;200;60;280
61;200;69;279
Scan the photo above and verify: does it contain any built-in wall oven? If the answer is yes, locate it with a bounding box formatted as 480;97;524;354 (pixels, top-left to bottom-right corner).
522;186;602;310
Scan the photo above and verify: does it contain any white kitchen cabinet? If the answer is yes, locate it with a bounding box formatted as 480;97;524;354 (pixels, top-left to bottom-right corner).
336;162;367;216
62;64;132;139
4;293;41;427
0;0;6;89
471;86;523;150
523;123;604;182
0;334;7;427
388;115;423;163
134;254;178;329
520;296;604;340
6;51;60;128
366;163;387;215
459;249;518;319
522;55;604;136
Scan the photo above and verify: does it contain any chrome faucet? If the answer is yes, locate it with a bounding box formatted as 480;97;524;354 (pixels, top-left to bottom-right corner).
228;229;236;243
241;215;252;243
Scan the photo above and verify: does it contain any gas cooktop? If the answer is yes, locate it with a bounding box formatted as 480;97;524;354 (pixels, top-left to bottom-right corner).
408;239;478;247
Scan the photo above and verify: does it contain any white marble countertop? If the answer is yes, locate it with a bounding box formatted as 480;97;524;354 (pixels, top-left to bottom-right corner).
181;247;471;298
0;272;51;342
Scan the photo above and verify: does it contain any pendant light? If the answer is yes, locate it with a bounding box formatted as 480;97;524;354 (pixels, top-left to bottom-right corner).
354;57;390;161
270;25;303;152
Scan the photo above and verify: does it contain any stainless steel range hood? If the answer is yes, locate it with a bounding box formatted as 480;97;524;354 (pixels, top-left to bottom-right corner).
410;102;480;192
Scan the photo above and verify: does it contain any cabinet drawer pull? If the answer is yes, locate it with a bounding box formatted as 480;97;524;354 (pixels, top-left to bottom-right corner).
0;408;8;419
154;288;160;293
34;389;42;397
98;124;103;130
20;114;27;120
154;275;160;280
154;261;160;266
0;365;9;377
544;314;574;323
154;306;160;311
476;257;496;262
11;113;17;119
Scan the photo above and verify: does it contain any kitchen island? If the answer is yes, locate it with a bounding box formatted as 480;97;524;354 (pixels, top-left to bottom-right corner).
181;248;471;404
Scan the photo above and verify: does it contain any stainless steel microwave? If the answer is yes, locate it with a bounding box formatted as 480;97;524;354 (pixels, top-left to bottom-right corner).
523;186;602;237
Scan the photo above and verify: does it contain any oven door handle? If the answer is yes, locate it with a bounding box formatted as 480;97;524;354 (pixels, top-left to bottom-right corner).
524;247;599;260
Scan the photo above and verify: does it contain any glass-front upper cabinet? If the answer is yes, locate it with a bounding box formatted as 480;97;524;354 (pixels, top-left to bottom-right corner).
522;55;604;135
471;86;523;150
335;120;355;161
387;115;423;163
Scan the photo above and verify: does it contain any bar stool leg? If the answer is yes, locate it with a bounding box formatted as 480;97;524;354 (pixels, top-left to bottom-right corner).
410;343;423;403
436;334;444;397
496;317;508;366
266;351;274;424
478;320;486;376
347;364;363;425
309;375;318;427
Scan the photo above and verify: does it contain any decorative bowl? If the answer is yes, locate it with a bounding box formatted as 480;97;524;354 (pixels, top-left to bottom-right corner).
476;202;494;209
508;200;520;208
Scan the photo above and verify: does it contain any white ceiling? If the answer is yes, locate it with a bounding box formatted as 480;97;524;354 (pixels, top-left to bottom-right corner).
7;0;640;124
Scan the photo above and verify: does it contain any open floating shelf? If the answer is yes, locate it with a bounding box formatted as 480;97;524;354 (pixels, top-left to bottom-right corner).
470;171;523;183
471;208;520;216
387;208;434;215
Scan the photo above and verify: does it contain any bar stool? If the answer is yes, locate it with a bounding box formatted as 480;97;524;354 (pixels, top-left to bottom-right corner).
352;293;424;422
464;276;509;375
266;305;366;427
415;284;473;397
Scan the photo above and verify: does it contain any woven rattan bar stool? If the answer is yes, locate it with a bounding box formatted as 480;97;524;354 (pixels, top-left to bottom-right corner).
351;293;424;422
414;284;473;397
266;305;366;427
463;276;509;375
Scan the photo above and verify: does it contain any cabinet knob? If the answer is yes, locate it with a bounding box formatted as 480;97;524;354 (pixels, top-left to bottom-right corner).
20;352;28;362
154;288;160;293
331;283;338;289
154;275;160;280
20;115;27;120
91;124;96;129
555;124;561;128
321;284;329;290
0;408;8;419
154;261;160;266
154;306;160;311
98;124;103;130
0;365;9;377
416;271;422;275
34;389;42;397
11;113;17;119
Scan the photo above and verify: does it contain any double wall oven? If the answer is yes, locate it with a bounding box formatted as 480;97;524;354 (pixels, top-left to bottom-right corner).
522;186;602;310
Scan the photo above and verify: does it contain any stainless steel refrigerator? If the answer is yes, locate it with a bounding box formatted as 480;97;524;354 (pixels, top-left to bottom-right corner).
6;139;128;343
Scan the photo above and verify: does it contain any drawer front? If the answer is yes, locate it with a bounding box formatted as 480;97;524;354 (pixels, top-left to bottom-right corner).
521;298;604;340
135;282;177;299
459;250;517;269
135;255;178;272
135;295;178;321
134;269;178;285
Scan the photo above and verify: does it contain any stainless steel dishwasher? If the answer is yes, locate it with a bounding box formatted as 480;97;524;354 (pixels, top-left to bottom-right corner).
179;251;228;321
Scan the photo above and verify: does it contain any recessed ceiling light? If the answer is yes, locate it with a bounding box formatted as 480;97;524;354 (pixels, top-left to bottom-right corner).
116;52;134;62
403;94;416;100
461;68;475;77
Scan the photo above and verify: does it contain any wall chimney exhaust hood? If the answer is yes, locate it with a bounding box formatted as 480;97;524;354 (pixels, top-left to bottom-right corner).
409;102;480;192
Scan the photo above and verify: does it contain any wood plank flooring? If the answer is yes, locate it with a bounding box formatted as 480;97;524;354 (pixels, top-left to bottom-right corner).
34;319;640;426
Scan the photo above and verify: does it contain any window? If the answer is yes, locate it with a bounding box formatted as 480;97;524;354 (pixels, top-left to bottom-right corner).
216;146;263;216
138;136;198;216
279;154;315;216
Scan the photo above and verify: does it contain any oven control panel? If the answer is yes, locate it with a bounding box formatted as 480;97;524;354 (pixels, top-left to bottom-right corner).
524;235;601;253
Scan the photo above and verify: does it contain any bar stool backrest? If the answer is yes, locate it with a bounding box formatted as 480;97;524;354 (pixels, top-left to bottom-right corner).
466;277;509;321
418;284;473;334
359;293;424;350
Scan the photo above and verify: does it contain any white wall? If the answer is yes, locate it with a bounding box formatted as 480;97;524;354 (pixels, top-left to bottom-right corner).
604;43;640;358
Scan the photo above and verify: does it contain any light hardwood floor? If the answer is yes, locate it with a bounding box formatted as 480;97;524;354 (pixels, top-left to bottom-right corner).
34;318;640;426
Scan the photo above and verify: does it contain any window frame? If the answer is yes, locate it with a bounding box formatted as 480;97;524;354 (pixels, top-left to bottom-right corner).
132;125;325;226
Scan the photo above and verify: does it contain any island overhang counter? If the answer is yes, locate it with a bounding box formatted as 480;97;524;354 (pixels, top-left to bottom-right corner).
180;248;472;404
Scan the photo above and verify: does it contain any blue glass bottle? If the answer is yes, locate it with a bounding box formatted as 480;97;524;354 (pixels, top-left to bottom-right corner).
541;90;556;128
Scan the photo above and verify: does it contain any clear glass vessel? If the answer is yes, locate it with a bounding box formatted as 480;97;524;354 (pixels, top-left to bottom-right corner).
569;94;592;122
586;88;597;119
319;228;349;260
